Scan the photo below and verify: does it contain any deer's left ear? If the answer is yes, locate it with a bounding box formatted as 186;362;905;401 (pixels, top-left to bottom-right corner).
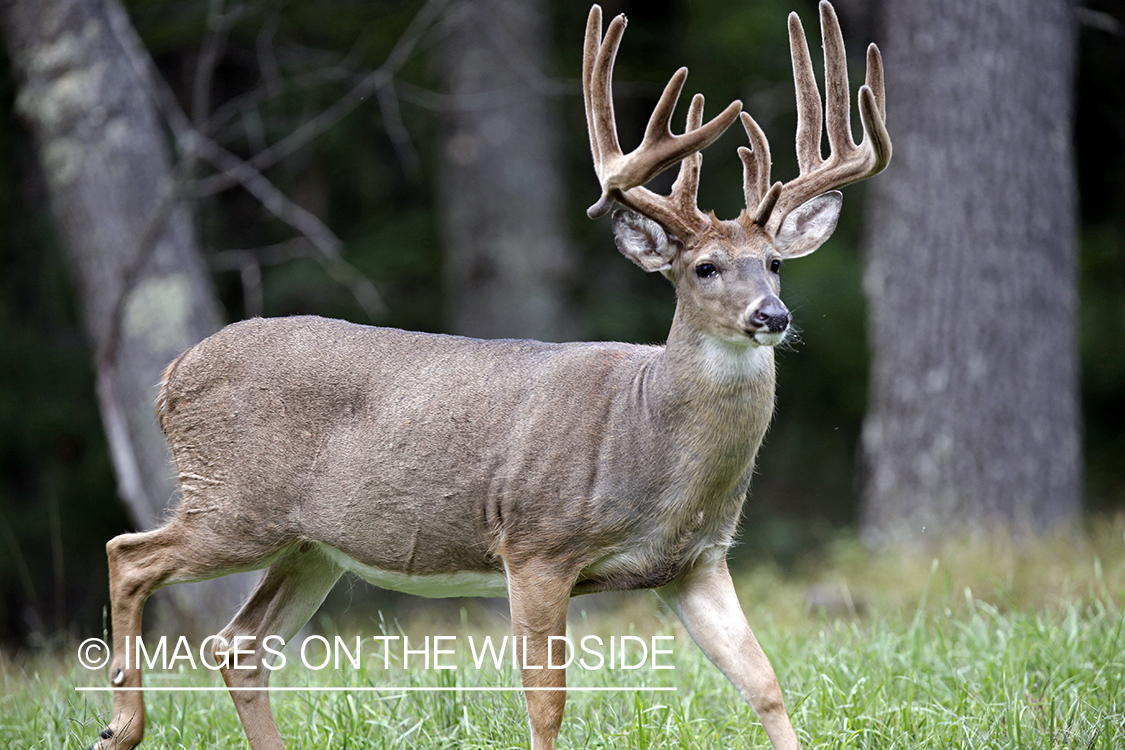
774;191;842;258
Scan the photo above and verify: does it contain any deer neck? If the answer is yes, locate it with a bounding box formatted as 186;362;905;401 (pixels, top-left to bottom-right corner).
617;308;778;543
646;308;778;468
660;305;777;397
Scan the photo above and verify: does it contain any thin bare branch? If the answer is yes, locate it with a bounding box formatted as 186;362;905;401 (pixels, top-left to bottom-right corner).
193;134;386;317
193;0;227;125
105;0;386;319
194;67;392;197
195;0;451;196
210;238;315;271
255;12;280;85
376;79;420;178
395;76;576;113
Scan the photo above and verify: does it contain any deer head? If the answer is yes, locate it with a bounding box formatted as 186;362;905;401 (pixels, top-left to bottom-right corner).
584;0;891;353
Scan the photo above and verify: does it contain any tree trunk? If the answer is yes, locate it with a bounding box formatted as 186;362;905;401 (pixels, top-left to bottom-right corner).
2;0;246;628
859;0;1081;544
437;0;576;341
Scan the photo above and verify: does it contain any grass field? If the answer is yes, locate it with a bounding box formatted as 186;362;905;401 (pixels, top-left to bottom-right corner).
3;518;1124;749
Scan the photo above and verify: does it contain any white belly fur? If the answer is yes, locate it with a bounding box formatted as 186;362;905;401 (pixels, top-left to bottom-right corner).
316;543;510;598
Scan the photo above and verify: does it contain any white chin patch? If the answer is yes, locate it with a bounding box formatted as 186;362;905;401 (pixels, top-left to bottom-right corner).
752;330;788;347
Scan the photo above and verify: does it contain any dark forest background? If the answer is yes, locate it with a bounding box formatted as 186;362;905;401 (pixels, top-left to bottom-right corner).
1;0;1122;650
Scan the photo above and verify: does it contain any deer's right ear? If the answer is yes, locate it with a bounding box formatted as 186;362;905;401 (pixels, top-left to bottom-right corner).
612;209;680;273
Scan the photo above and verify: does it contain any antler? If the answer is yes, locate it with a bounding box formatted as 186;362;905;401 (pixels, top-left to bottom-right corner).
583;5;741;240
741;0;892;235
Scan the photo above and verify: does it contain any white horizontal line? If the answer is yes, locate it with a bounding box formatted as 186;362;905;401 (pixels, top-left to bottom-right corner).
76;686;676;693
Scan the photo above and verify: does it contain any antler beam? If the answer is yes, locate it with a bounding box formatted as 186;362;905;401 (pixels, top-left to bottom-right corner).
583;5;741;240
740;0;892;235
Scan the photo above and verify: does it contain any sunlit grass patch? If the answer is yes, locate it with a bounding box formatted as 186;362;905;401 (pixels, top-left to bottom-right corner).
781;598;1125;749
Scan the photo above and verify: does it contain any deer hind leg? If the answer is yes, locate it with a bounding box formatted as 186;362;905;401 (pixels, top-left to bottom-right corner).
212;545;342;750
506;562;576;750
91;519;287;750
658;558;800;750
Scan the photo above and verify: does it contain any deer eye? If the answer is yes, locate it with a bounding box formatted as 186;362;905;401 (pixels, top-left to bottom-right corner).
695;262;718;278
769;259;783;274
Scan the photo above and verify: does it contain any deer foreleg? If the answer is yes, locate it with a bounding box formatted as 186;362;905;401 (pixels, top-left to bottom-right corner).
506;562;575;750
659;557;800;750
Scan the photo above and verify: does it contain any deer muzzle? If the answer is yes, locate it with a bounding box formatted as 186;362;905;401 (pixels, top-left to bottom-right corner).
743;296;791;345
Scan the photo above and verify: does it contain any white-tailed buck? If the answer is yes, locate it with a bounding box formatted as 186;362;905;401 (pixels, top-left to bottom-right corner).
93;2;889;749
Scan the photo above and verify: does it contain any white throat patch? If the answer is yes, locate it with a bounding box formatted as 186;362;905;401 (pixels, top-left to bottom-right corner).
699;334;774;382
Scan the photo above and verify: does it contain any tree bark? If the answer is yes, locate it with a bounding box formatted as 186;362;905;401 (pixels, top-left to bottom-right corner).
437;0;576;341
859;0;1081;543
2;0;245;626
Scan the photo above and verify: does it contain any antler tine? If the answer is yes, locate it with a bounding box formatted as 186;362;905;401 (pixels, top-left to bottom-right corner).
685;92;706;131
738;111;776;222
859;42;892;170
583;5;625;199
865;42;887;123
670;94;705;218
642;67;690;157
582;5;602;162
758;0;892;236
819;1;853;158
788;10;823;173
583;5;741;238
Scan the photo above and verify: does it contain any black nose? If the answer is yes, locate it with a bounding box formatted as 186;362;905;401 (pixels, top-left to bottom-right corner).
747;297;791;333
